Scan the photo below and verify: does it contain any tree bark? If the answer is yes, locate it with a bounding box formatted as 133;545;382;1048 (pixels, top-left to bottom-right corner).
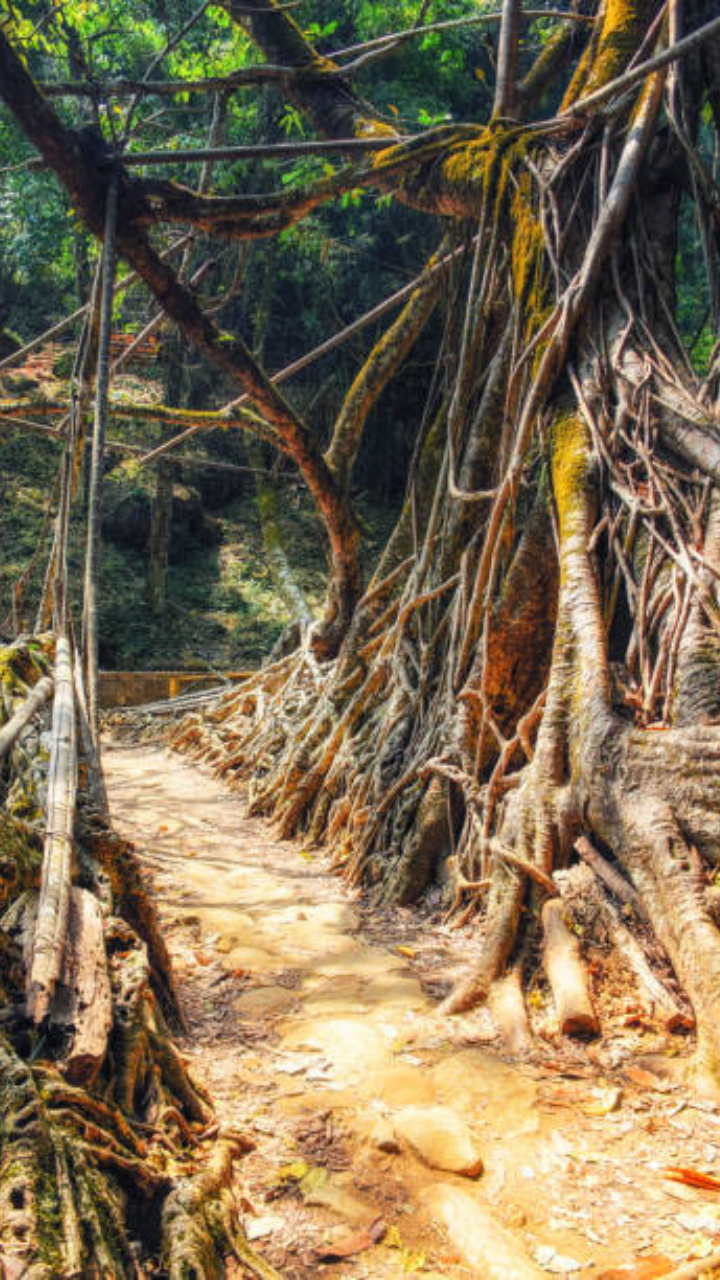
53;886;112;1084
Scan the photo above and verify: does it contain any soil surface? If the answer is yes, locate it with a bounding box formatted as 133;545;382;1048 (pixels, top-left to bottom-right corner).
104;740;720;1279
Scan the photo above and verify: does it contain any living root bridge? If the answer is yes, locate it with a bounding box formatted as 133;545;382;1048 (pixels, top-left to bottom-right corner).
0;637;276;1276
5;0;720;1108
170;0;720;1086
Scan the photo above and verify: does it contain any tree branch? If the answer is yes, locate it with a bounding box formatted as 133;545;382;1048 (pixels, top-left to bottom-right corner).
37;10;592;98
0;26;362;650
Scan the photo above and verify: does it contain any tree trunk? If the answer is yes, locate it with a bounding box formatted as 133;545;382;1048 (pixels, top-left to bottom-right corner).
148;458;173;614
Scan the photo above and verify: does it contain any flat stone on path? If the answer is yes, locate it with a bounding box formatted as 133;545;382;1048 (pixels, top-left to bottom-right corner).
361;975;429;1010
282;1017;393;1082
393;1104;484;1177
432;1048;538;1134
234;986;298;1017
302;1179;376;1222
372;1065;437;1107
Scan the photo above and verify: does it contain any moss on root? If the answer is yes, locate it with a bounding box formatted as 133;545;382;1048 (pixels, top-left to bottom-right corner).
562;0;656;106
0;813;42;906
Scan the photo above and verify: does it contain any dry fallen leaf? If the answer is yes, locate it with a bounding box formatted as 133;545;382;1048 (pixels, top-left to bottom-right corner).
276;1161;310;1182
625;1065;669;1091
665;1166;720;1192
534;1244;583;1272
583;1085;623;1116
245;1214;284;1241
299;1166;328;1195
596;1260;673;1279
316;1217;386;1261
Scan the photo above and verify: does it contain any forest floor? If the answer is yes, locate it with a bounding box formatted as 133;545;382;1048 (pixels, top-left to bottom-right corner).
104;739;720;1280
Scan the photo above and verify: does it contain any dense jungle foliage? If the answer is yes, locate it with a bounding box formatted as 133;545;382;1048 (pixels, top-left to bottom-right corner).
0;0;497;668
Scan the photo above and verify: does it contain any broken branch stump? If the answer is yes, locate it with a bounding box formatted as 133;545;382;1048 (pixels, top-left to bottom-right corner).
541;897;599;1036
53;887;112;1083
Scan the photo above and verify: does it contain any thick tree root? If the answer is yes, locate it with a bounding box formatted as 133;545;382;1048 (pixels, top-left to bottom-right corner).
0;639;262;1277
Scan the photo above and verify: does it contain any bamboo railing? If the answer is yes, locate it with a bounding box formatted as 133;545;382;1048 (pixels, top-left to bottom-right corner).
26;636;77;1023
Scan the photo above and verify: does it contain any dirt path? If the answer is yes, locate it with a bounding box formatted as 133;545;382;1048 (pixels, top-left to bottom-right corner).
104;740;720;1279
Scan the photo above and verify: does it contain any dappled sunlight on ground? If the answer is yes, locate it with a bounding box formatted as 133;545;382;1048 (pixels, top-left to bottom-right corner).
104;741;720;1278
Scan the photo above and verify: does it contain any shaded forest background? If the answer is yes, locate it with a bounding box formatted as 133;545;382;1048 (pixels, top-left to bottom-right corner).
0;0;506;669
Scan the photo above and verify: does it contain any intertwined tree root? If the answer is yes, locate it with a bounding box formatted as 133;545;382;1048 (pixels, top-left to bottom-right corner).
171;44;720;1090
0;638;279;1278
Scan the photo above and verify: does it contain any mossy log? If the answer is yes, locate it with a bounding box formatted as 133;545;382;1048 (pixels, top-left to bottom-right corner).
0;676;52;764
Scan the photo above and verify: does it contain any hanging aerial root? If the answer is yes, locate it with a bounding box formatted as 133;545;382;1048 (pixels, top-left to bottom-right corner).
442;861;527;1014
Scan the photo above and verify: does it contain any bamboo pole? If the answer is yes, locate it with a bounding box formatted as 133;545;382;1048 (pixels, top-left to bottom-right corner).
27;636;77;1023
72;642;108;815
49;261;103;637
82;174;118;743
117;139;405;166
494;0;523;119
0;412;279;476
35;12;591;100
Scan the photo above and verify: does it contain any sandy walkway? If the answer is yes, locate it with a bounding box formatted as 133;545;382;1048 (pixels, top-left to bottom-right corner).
104;740;720;1279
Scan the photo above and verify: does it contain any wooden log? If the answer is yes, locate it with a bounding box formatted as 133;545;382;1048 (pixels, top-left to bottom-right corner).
53;887;112;1083
565;863;692;1032
488;966;533;1055
0;676;52;763
541;897;600;1036
27;636;77;1023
